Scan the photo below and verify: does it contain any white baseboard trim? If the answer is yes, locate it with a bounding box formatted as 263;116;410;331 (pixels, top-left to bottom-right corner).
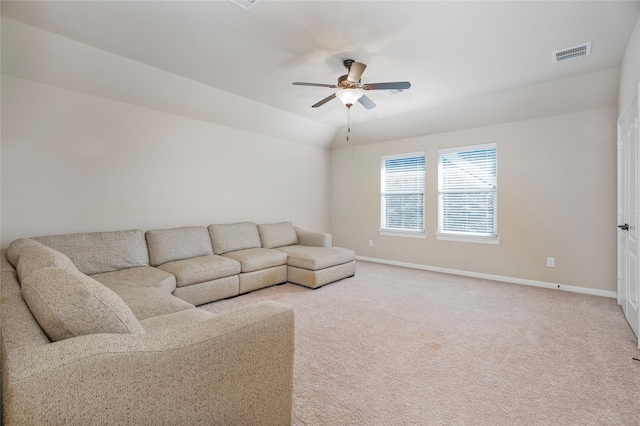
356;256;617;299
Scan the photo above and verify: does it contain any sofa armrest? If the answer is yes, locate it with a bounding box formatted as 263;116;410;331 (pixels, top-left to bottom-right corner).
294;227;332;247
3;301;294;425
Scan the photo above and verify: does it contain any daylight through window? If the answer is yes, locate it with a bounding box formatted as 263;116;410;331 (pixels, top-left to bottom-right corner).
438;143;497;240
381;152;425;235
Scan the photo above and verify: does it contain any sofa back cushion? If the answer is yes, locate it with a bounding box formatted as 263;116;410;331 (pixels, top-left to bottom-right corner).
1;269;52;349
1;250;14;273
257;222;299;249
17;243;145;342
14;241;78;282
7;238;45;268
33;230;150;275
145;226;214;266
208;222;262;255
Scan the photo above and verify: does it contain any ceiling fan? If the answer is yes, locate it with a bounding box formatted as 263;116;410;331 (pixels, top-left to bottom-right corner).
293;59;411;109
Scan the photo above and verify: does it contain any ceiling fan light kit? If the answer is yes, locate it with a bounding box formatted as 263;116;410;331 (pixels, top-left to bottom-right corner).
335;89;364;108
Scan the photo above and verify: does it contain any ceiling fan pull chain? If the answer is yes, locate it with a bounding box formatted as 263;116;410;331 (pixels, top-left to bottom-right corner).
347;106;351;144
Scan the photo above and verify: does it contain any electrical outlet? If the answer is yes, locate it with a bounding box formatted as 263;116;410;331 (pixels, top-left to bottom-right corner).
547;257;555;267
368;240;374;247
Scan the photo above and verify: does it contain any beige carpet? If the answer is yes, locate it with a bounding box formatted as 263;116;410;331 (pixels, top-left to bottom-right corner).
201;261;640;425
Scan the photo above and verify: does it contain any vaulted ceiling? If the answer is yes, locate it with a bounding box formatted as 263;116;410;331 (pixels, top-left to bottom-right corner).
2;1;639;147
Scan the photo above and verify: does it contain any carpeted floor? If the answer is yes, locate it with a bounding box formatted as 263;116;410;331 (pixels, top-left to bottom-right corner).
200;261;640;425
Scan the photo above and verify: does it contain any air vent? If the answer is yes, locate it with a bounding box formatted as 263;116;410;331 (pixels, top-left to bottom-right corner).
228;0;261;11
552;42;591;63
382;89;404;96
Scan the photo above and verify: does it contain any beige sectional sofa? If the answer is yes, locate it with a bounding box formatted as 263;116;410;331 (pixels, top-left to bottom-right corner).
209;222;289;296
0;221;355;424
145;226;243;305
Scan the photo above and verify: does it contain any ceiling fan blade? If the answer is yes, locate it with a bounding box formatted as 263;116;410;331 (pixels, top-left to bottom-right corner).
358;95;376;110
312;93;337;108
293;82;337;88
347;62;367;83
362;81;411;91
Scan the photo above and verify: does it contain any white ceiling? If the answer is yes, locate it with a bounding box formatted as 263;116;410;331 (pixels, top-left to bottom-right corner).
2;0;639;147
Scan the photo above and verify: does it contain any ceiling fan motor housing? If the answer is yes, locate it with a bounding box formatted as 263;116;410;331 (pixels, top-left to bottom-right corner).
337;75;354;89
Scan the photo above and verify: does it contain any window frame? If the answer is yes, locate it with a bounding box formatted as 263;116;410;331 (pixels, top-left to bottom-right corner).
380;151;427;239
436;143;499;245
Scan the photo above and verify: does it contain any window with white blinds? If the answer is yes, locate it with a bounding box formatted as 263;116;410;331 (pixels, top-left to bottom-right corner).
380;152;425;235
438;143;497;241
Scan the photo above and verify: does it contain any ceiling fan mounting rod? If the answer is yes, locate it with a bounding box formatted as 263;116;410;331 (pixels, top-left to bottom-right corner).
343;59;355;70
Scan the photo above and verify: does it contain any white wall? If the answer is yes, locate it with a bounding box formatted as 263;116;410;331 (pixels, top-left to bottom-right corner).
619;13;640;114
1;17;336;149
332;68;620;148
1;76;331;247
330;107;617;292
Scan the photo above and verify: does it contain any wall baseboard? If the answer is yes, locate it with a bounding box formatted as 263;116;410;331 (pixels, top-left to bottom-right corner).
356;256;617;299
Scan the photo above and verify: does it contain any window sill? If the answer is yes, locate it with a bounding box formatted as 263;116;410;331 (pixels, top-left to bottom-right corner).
379;229;427;239
436;233;499;245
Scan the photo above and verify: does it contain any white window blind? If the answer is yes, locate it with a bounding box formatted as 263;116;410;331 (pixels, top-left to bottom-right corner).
381;152;425;233
438;144;497;238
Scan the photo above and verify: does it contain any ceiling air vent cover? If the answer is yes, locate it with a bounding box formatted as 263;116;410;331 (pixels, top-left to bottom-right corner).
552;42;592;63
228;0;261;11
382;89;404;96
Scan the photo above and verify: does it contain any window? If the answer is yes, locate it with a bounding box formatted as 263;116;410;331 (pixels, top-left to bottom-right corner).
438;143;498;243
380;152;426;237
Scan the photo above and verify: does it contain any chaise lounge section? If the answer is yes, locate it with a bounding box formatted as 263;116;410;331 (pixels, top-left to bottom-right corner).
258;222;357;289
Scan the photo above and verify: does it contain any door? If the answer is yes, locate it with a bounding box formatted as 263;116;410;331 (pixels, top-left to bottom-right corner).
617;90;639;345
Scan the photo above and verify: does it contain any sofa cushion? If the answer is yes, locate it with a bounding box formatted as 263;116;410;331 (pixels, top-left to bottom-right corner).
172;275;239;305
146;226;214;266
208;222;262;255
222;248;288;273
257;222;299;249
1;250;14;272
109;286;195;321
1;269;52;349
156;254;241;287
33;230;150;275
275;245;356;271
14;241;78;282
21;266;145;342
91;266;177;293
7;238;46;267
